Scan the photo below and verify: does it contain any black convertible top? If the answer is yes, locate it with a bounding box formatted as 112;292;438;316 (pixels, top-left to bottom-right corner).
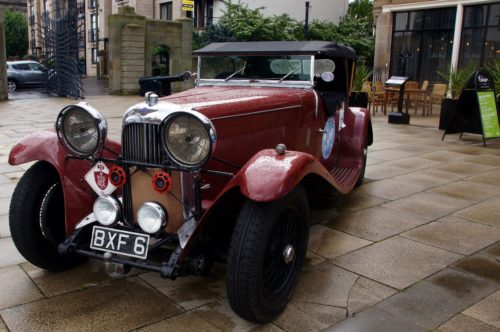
194;41;357;59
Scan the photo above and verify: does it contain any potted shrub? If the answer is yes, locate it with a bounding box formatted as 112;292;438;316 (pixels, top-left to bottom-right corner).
349;62;372;108
437;65;474;130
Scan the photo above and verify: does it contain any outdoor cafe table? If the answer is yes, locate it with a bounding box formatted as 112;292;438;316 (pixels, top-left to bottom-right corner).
384;87;428;115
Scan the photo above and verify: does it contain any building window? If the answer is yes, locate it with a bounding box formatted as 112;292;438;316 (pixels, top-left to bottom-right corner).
160;2;173;21
193;0;214;28
89;0;97;9
91;48;97;64
31;28;36;54
89;14;97;43
390;8;456;84
459;3;500;68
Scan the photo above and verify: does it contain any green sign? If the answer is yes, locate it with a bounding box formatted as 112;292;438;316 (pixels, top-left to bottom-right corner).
477;91;500;139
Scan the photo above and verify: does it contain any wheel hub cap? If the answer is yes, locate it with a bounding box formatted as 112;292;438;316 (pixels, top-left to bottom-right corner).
282;244;295;264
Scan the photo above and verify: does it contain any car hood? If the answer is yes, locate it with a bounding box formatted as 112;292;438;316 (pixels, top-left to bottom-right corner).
159;86;311;119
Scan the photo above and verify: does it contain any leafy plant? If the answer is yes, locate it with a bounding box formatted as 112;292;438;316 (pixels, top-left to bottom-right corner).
437;65;475;99
193;0;375;64
353;62;373;91
5;9;28;57
486;59;500;98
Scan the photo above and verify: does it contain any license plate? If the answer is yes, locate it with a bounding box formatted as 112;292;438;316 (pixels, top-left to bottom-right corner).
90;226;150;259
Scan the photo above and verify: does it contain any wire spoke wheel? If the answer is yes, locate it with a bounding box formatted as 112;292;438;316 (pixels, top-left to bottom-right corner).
227;186;309;323
262;208;300;300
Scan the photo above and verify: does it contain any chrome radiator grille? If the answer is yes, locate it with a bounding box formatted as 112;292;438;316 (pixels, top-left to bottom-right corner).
122;123;163;164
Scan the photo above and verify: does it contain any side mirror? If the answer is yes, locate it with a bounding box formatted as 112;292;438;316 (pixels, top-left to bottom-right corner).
320;72;335;82
180;71;197;81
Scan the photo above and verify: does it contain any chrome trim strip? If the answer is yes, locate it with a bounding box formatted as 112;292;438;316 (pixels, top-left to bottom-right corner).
312;90;319;119
197;80;313;89
75;212;97;229
211;105;301;121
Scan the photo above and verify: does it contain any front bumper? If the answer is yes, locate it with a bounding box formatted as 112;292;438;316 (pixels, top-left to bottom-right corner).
58;225;183;279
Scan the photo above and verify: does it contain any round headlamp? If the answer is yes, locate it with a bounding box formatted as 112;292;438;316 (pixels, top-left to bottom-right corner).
56;103;107;157
93;196;121;226
161;112;216;169
137;202;168;234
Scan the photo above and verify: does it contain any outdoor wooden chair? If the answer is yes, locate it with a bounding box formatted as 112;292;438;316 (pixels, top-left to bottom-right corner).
424;83;447;115
369;81;385;115
414;80;429;115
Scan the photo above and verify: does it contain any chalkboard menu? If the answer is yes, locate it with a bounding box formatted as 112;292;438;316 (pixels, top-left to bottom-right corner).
442;70;500;146
478;91;500;139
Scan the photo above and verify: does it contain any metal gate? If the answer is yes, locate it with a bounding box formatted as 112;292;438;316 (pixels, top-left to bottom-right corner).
41;0;84;99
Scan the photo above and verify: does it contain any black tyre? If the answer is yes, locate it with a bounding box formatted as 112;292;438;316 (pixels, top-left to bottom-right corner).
9;161;85;271
7;79;17;92
226;186;309;323
355;145;368;187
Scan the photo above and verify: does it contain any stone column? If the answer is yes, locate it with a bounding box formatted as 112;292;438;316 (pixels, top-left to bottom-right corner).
373;11;393;83
0;8;8;101
108;6;147;94
121;23;145;94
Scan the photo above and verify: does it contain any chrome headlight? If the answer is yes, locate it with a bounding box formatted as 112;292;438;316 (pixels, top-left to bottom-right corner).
137;202;168;234
93;196;121;226
161;112;216;169
56;103;107;157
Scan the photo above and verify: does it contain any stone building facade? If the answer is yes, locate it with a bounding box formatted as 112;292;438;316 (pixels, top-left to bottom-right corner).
373;0;500;84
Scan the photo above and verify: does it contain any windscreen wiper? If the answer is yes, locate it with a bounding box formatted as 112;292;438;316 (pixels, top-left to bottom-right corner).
225;62;247;81
279;64;301;83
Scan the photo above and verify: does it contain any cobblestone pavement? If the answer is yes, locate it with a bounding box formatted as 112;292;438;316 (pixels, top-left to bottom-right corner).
0;93;498;332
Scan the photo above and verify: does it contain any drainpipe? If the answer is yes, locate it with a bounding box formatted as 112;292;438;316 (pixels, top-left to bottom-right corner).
304;1;310;39
448;3;464;97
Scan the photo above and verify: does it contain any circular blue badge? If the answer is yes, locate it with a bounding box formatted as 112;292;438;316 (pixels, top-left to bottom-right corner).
322;116;335;159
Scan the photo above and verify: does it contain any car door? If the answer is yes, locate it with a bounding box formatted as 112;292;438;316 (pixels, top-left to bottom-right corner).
12;64;31;85
27;63;46;85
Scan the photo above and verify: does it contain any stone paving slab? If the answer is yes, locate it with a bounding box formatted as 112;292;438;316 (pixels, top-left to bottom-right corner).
453;197;500;227
0;278;182;332
137;311;222;332
437;314;499;332
452;253;500;283
0;265;44;310
327;206;428;242
382;191;475;220
401;216;500;255
333;236;462;290
308;225;372;258
0;237;25;268
462;290;500;328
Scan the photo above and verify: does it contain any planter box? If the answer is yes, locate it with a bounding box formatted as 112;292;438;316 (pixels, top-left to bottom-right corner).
349;92;368;108
439;98;458;130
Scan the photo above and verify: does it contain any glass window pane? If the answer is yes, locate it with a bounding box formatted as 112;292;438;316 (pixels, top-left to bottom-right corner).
409;11;423;30
483;27;500;65
440;8;456;29
394;12;408;31
463;5;487;28
419;30;454;83
488;3;500;26
459;28;485;68
423;10;440;30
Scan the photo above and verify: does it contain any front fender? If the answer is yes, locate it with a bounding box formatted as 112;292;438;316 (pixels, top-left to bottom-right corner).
230;149;353;202
179;149;349;261
9;129;121;234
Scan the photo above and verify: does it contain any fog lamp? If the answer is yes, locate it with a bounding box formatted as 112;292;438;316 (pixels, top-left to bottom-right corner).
137;202;168;234
93;196;121;226
110;166;126;187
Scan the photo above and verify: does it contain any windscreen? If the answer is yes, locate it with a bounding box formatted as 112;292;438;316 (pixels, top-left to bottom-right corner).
199;55;312;82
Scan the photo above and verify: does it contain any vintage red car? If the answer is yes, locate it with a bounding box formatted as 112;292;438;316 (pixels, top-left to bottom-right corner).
9;41;372;323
